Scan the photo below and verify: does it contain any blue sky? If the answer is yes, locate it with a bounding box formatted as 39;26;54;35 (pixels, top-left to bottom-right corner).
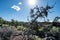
0;0;60;22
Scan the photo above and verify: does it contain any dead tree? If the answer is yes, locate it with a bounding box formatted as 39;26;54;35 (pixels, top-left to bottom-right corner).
29;4;54;38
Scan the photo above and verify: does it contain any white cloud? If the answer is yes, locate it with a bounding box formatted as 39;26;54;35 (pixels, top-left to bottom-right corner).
11;5;20;11
18;2;22;5
50;20;53;22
